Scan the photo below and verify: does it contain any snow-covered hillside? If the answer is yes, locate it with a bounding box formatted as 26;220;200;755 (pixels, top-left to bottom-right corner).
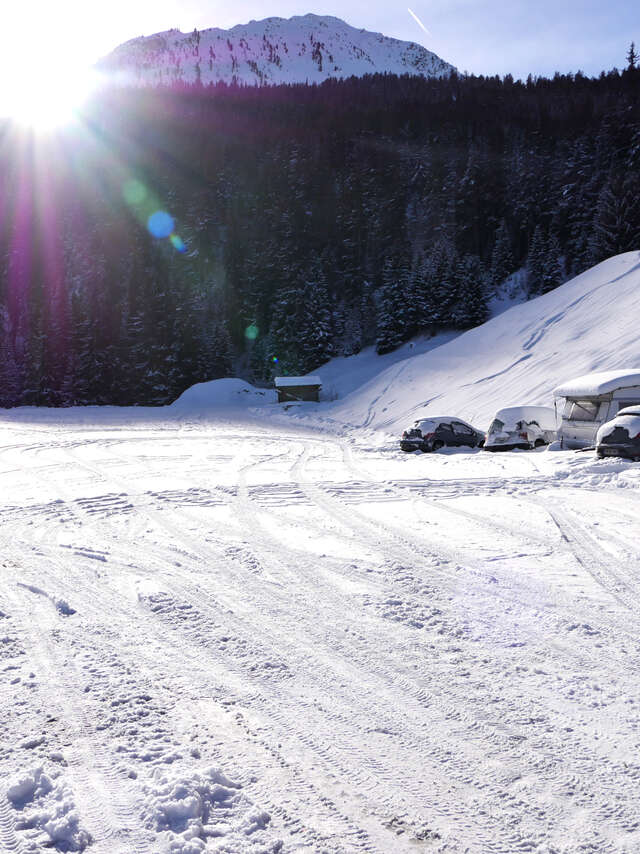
99;14;455;87
320;251;640;435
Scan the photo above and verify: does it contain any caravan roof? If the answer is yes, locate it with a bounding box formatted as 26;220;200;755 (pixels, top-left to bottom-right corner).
553;370;640;398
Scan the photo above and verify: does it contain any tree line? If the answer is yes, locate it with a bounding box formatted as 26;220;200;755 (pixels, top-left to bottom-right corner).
0;60;639;406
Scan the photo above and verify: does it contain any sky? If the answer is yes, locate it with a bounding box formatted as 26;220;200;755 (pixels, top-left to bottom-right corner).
1;0;638;82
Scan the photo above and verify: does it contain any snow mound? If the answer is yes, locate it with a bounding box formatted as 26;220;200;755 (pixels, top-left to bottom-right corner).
324;251;640;435
7;764;91;851
144;765;280;853
171;378;276;411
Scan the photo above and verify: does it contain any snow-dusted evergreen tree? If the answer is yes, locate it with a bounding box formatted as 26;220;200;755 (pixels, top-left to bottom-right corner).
376;258;409;354
540;234;564;294
452;255;489;328
526;225;547;295
590;172;640;263
490;220;514;288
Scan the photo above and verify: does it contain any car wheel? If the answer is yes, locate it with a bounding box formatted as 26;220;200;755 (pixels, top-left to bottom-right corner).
534;439;545;448
432;440;444;451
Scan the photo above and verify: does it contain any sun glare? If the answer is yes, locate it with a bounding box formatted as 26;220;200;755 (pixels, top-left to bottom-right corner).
0;67;98;131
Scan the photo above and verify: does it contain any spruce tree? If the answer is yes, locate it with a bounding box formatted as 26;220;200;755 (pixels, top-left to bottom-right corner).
490;220;514;289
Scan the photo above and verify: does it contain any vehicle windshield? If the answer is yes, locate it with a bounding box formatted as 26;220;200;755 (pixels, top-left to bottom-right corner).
488;418;504;434
568;400;600;421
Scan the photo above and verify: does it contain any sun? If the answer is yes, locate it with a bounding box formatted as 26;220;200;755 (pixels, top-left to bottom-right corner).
0;66;98;131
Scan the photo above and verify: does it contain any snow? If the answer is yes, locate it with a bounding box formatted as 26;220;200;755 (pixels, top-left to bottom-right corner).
7;765;92;851
314;251;640;438
553;369;640;398
490;405;558;431
3;253;640;853
274;375;321;387
596;413;640;443
100;14;455;88
171;378;276;409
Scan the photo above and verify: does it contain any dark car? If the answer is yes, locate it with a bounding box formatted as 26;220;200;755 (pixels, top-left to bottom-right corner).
400;417;485;452
596;406;640;460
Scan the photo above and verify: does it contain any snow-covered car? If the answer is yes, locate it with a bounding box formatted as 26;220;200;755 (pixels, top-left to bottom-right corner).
400;417;485;452
596;406;640;460
484;406;558;451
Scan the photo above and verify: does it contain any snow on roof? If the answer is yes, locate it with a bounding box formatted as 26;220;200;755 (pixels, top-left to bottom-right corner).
415;416;474;426
274;376;322;387
553;370;640;398
493;406;558;430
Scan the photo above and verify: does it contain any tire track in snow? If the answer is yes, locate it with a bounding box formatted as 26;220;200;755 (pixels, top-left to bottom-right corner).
0;798;25;854
3;582;154;854
534;499;640;611
51;438;402;853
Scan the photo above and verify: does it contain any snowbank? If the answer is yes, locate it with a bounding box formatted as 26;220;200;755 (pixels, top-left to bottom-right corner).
171;378;276;411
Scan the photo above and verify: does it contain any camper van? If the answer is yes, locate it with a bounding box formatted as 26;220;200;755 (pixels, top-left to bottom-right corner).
553;370;640;449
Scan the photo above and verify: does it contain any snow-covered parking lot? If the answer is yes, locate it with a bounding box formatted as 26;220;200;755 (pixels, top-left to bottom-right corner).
2;411;640;853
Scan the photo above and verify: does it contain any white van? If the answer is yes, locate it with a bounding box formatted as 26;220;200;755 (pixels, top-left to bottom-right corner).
553;370;640;449
484;406;558;451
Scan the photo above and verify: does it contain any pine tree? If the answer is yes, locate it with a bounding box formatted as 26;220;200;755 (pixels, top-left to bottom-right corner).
590;172;640;263
452;255;488;327
490;220;514;288
627;42;637;70
540;234;564;294
527;225;547;295
376;259;408;354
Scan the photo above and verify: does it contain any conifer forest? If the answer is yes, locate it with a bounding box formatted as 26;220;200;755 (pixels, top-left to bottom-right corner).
1;66;639;406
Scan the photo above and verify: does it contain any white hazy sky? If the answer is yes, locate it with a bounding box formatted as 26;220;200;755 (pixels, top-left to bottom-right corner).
3;0;638;81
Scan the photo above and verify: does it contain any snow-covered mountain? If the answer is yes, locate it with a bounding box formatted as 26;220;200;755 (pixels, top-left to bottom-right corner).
99;14;455;87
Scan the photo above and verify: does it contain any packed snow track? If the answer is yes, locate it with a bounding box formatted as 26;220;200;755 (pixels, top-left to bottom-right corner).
2;412;640;853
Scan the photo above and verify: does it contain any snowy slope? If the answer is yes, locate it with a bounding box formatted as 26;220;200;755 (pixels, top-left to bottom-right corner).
322;251;640;434
100;14;455;87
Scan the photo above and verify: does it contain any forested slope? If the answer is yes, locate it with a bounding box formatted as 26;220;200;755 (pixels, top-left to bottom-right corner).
1;67;639;406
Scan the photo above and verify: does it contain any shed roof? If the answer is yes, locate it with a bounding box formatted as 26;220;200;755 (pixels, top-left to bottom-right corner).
553;370;640;398
274;376;322;388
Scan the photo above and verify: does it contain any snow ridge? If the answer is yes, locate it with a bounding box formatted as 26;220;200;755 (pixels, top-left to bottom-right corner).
100;14;455;87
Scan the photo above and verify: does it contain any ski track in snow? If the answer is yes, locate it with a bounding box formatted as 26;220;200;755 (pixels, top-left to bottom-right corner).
2;417;640;853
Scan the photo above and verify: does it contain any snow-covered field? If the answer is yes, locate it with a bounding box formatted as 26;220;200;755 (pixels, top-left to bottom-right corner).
3;410;640;853
3;253;640;853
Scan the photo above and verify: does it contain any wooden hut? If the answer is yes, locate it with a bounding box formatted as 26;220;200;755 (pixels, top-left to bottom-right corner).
274;376;322;404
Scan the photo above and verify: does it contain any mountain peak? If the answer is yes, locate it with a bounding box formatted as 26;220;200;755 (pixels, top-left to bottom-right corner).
100;14;455;87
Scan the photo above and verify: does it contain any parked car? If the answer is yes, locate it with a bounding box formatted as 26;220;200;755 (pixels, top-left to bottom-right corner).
400;417;485;452
553;369;640;449
484;406;558;451
596;406;640;460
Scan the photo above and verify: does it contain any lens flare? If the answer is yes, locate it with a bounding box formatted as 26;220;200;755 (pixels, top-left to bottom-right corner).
245;325;259;341
147;210;174;239
123;179;147;206
169;234;187;253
